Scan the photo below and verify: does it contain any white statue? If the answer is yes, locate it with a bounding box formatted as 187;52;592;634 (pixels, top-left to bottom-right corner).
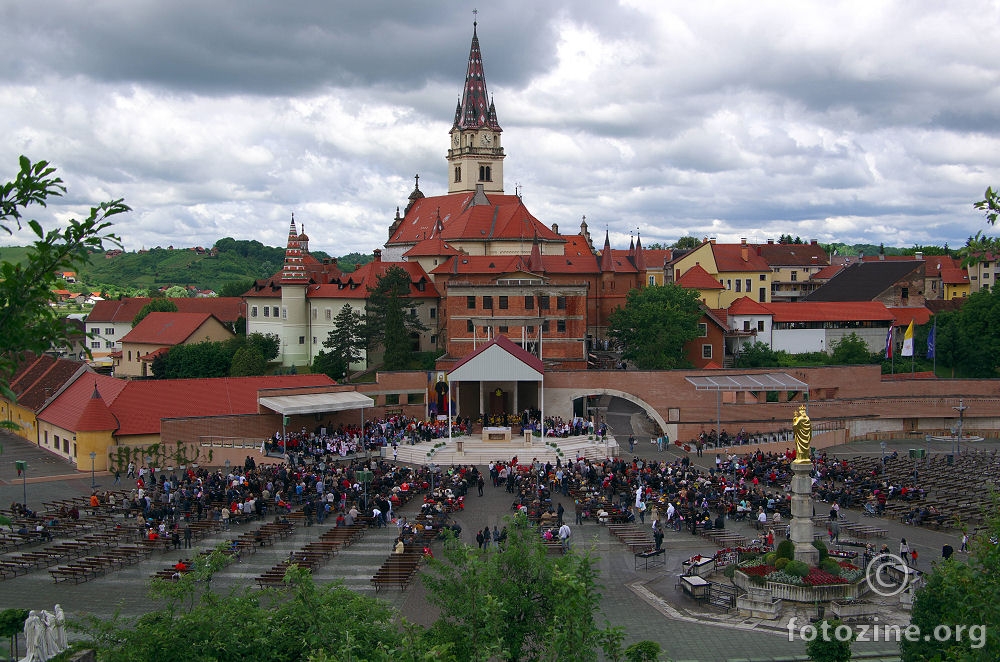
20;610;44;662
53;605;67;652
41;610;59;659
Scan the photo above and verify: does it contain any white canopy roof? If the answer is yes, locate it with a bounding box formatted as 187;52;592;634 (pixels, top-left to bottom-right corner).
685;373;808;392
258;391;374;416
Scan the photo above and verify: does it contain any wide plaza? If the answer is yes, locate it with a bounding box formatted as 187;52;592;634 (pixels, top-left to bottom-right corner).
1;425;988;661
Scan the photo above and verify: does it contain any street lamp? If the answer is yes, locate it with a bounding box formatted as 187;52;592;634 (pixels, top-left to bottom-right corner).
15;460;27;506
952;400;967;457
89;451;97;490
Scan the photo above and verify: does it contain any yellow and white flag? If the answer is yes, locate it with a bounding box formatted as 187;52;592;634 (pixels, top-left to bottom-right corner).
901;320;915;357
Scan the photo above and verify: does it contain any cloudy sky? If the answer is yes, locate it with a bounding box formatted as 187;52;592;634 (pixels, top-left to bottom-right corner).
2;1;999;257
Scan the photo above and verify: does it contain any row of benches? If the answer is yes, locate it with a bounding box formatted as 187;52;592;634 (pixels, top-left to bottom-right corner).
49;545;150;584
370;550;423;592
255;522;366;588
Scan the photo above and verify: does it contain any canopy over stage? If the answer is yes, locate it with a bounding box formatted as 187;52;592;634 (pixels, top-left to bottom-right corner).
258;389;374;416
444;336;547;436
685;372;810;437
685;373;809;392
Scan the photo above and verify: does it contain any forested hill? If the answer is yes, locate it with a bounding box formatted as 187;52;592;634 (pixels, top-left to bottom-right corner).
72;238;371;293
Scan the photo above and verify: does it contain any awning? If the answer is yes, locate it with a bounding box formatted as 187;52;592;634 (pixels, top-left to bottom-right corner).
685;373;808;392
258;391;375;416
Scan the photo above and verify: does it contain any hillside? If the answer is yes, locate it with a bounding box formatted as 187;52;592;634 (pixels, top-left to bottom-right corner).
61;238;369;293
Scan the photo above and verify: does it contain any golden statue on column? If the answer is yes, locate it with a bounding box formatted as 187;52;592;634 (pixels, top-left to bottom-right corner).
792;405;812;464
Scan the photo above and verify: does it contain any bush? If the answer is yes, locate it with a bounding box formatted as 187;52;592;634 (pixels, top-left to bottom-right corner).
784;560;810;577
805;619;853;662
624;640;662;662
820;558;842;575
723;564;738;579
774;557;790;571
812;539;829;562
776;539;795;561
763;552;778;564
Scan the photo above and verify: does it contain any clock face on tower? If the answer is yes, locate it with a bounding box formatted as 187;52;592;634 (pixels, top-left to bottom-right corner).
480;133;493;147
452;133;460;147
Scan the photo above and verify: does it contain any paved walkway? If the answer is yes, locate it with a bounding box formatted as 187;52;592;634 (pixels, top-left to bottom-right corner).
3;428;989;660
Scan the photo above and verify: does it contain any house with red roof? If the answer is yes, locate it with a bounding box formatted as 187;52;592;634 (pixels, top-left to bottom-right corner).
755;240;830;302
666;239;773;308
35;373;336;470
116;312;235;377
85;296;245;366
723;297;895;357
0;352;92;442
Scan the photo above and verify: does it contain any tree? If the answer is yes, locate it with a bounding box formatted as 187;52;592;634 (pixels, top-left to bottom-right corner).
805;619;854;662
672;236;701;250
607;284;702;369
217;279;255;298
326;304;366;367
829;333;873;365
133;298;178;326
82;556;405;662
735;341;781;368
365;266;427;371
229;345;266;376
1;156;128;411
164;285;188;298
421;514;621;662
959;186;1000;266
245;332;280;363
902;495;1000;661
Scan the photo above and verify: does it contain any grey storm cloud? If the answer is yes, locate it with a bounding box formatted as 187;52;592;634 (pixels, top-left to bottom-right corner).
1;0;998;257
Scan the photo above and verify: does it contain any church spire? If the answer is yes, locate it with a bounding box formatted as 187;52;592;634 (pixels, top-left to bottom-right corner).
600;229;616;272
456;20;501;131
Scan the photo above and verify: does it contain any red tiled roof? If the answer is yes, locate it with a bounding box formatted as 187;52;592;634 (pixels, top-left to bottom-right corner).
87;297;245;324
7;353;90;411
120;312;227;345
764;301;894;322
402;236;462;258
449;334;544;375
712;243;771;272
431;252;598;276
309;260;439;300
676;264;724;289
643;249;673;268
887;307;932;327
728;296;772;316
811;264;843;280
38;374;335;437
598;248;639;274
941;267;969;285
387;193;562;247
76;386;120;431
755;243;829;267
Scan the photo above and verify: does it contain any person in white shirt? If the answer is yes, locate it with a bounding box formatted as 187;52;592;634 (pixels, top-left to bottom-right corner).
558;522;572;552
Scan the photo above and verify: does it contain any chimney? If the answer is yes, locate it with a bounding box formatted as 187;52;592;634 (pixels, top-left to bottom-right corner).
740;238;748;261
767;239;774;244
810;239;817;245
373;248;382;263
709;237;716;244
915;251;924;260
551;223;559;234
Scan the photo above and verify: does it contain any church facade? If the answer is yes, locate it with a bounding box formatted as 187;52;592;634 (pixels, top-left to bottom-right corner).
246;23;647;371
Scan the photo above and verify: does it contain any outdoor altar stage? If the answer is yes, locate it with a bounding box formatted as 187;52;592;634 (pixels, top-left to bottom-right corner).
388;432;620;467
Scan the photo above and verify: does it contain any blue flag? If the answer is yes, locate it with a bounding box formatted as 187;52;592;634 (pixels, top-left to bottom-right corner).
927;322;936;359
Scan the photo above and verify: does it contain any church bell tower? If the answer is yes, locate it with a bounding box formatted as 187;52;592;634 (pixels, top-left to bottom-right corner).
447;21;505;194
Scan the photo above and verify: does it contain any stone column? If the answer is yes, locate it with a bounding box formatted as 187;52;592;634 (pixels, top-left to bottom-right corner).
790;461;819;565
